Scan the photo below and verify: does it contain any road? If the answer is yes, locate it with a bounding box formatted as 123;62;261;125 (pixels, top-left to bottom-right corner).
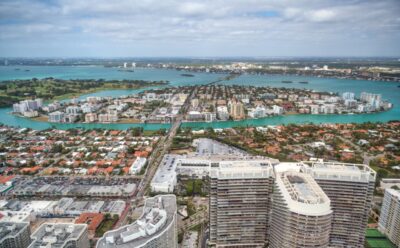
117;86;198;228
136;86;197;198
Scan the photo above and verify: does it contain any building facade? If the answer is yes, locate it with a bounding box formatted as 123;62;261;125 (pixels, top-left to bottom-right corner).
270;171;332;248
209;160;274;247
378;188;400;247
0;222;31;248
301;161;376;248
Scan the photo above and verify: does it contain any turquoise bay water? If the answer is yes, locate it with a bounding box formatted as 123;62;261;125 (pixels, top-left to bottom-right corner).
0;66;399;130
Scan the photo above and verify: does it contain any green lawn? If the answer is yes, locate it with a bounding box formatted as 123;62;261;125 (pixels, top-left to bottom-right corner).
95;215;119;237
365;229;396;248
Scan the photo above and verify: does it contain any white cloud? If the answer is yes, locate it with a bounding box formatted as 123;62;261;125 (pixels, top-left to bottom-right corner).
308;9;336;22
0;0;399;56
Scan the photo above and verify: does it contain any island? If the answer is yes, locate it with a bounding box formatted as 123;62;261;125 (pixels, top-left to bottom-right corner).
9;84;393;124
0;78;168;108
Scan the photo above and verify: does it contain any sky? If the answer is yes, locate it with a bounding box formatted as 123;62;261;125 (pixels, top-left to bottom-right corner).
0;0;399;57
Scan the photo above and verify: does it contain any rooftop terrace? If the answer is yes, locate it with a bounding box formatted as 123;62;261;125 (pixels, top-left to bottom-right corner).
29;223;87;248
210;160;274;179
96;195;176;248
276;171;331;216
301;161;376;182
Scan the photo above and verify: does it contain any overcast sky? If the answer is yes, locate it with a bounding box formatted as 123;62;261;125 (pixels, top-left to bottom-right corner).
0;0;399;57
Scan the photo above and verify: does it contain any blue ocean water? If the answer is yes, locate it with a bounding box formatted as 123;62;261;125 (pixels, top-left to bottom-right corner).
0;66;399;130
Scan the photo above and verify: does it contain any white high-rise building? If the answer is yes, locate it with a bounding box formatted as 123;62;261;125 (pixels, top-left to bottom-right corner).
360;92;381;104
270;171;332;248
216;106;229;121
65;106;81;115
301;161;376;248
97;195;177;248
378;188;400;247
209;160;274;247
48;111;65;123
272;105;284;115
12;99;43;113
342;92;355;100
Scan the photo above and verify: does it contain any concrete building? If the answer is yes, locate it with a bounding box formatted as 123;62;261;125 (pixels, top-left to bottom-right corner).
216;106;229;121
301;161;376;248
272;105;284;115
129;157;147;175
85;113;97;123
320;104;335;114
0;222;31;248
13;99;43;113
48;111;65;123
248;105;266;118
65;106;81;115
150;155;180;193
97;195;177;248
270;171;332;248
29;223;89;248
186;111;203;121
360;92;381;104
378;189;400;247
209;160;274;247
98;111;118;123
228;100;245;120
342;92;355;100
204;112;216;122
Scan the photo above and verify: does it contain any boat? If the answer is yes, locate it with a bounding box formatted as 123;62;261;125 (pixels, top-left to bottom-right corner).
181;73;195;77
25;70;30;72
298;81;309;84
282;80;293;83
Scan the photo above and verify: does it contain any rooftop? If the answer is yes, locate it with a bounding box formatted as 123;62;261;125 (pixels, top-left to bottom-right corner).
276;171;331;216
75;213;104;232
0;222;29;243
96;195;176;248
151;154;181;184
193;138;247;156
301;161;376;182
210;160;274;179
385;188;400;199
29;223;87;248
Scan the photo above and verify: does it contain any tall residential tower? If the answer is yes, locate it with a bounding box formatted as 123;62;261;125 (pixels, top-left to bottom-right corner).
270;171;332;248
301;161;376;248
378;188;400;247
209;160;274;247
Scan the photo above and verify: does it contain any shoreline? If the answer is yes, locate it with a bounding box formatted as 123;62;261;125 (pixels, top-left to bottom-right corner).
0;82;167;108
17;109;393;125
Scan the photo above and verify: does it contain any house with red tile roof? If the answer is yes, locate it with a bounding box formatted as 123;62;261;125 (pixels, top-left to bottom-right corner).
75;213;104;236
